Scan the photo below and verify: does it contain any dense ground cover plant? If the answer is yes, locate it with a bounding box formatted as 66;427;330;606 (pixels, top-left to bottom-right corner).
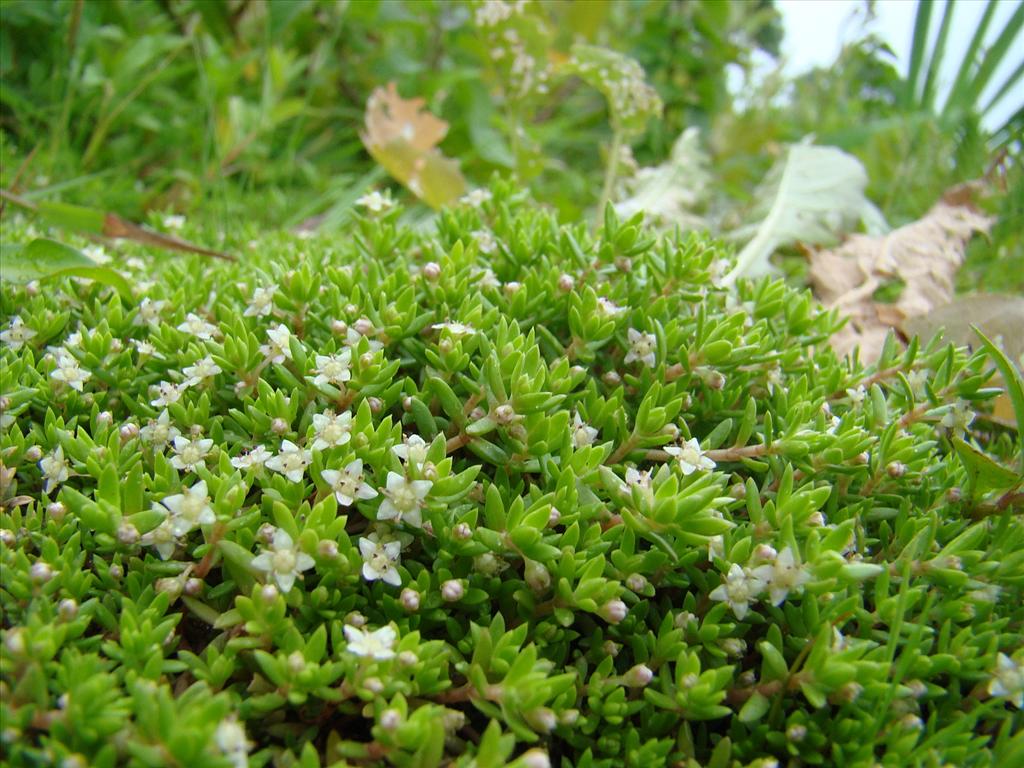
2;184;1022;767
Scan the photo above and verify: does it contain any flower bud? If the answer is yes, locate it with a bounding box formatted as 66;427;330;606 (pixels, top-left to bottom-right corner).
271;418;289;435
46;502;67;522
474;553;502;575
837;681;863;703
422;262;441;281
96;411;113;427
258;523;277;543
469;406;486;421
754;544;778;561
559;709;580;725
887;461;907;478
155;577;181;597
623;664;654;687
260;584;279;603
30;562;53;583
360;352;375;368
4;629;26;655
379;708;402;731
0;529;15;547
601;371;621;387
946;487;962;503
402;397;413;412
494;404;517;425
602;640;620;657
25;445;42;462
317;540;339;559
345;611;367;628
524;559;551;592
738;669;757;686
184;578;203;596
557;274;575;292
400;588;420;612
331;320;348;335
287;651;306;675
58;598;78;621
786;723;807;743
108;564;123;579
363;676;384;694
721;638;746;657
680;673;699;688
626;573;647;592
503;281;521;295
547;507;561;527
441;579;464;602
674;611;696;629
807;511;826;527
524;707;557;732
730;483;747;499
354;318;375;336
599;599;628;624
120;423;140;442
452;522;472;541
398;650;418;667
367;397;383;414
345;303;360;316
117;522;140;546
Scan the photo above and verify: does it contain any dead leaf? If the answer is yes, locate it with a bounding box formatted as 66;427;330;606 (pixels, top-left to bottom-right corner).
360;83;466;209
809;198;992;361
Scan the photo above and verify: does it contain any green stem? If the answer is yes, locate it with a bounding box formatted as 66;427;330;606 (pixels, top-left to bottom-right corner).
598;130;624;219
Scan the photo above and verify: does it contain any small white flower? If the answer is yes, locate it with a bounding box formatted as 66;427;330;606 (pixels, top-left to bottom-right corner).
359;533;403;586
170;435;214;472
243;284;277;317
708;563;771;620
132;339;159;357
941;398;975;435
140;518;179;560
707;535;725;561
475;267;500;290
39;446;71;493
571;412;598;449
356;190;393;213
311;410;353;451
230;445;271;470
140;409;180;447
989;653;1023;708
432;322;476;337
183;355;222;386
377;471;432;528
321;459;378;506
265;440;311;483
83;245;111;265
176;312;219;341
162;214;186;230
50;351;92;392
392;434;430;468
161;480;215;536
906;368;928;398
596;297;626;317
312;351;353;388
251;528;314;594
261;324;294;364
214;717;251;768
134;296;167;327
472;229;497;254
665;438;715;475
845;385;867;405
460;188;492;207
344;624;397;660
1;316;37;350
624;467;652;490
344;325;385;353
625;328;657;367
766;546;812;606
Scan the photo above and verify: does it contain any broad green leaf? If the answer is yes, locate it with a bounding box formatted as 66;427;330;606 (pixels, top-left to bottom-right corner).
0;239;131;296
723;143;887;285
952;438;1020;498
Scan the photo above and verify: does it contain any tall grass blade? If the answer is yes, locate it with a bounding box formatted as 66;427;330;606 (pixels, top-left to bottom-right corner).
955;2;1024;116
982;59;1024;116
921;0;956;111
942;0;998;118
905;0;935;108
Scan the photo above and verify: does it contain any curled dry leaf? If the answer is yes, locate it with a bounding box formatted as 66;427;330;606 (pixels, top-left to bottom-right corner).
360;82;465;209
809;197;992;362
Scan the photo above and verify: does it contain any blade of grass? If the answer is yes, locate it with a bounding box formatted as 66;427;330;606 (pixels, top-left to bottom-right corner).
982;58;1024;116
942;0;998;118
973;326;1024;471
921;0;956;111
954;1;1024;116
904;0;935;108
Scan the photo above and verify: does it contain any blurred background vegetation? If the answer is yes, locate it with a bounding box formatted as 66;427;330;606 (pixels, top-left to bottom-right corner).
0;0;1020;289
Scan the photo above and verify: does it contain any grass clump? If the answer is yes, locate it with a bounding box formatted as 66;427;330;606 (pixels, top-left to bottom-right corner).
1;184;1022;767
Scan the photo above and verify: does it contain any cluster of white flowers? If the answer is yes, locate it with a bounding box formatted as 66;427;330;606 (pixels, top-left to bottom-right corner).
709;546;812;619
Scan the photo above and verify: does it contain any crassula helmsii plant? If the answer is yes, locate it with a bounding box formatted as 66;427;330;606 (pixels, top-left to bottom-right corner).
1;181;1022;768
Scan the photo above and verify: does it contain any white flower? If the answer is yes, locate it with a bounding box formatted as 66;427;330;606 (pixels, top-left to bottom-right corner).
359;533;403;586
162;214;186;230
1;316;36;350
765;546;812;606
177;312;219;340
251;528;315;593
261;324;293;364
344;326;385;353
707;535;725;561
312;351;353;388
432;322;476;337
356;190;393;213
625;328;657;367
50;351;92;392
265;440;311;483
311;410;353;451
472;229;497;254
140;409;180;447
243;284;277;317
133;339;159;357
596;297;626;317
989;653;1023;708
941;398;975;435
625;467;652;490
708;563;771;620
392;434;430;468
140;518;179;560
321;459;378;506
845;385;866;405
39;446;70;493
230;445;271;470
665;438;715;475
83;245;111;264
377;472;431;528
214;717;251;768
460;189;492;207
161;480;215;536
571;412;598;449
133;298;167;328
183;355;222;386
906;368;928;398
170;435;214;472
344;624;398;660
475;267;500;290
149;380;190;409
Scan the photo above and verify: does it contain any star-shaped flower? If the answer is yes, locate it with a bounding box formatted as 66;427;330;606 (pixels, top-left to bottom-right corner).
377;472;431;528
624;328;656;367
251;528;314;593
765;546;812;606
359;533;403;586
170;435;214;472
989;653;1023;708
265;440;311;483
344;624;397;659
311;410;353;451
708;562;771;620
160;480;216;536
312;351;353;388
321;459;378;506
665;437;715;475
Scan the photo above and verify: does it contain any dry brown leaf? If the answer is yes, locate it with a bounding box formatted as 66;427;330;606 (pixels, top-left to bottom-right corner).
809;198;992;361
360;83;465;208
